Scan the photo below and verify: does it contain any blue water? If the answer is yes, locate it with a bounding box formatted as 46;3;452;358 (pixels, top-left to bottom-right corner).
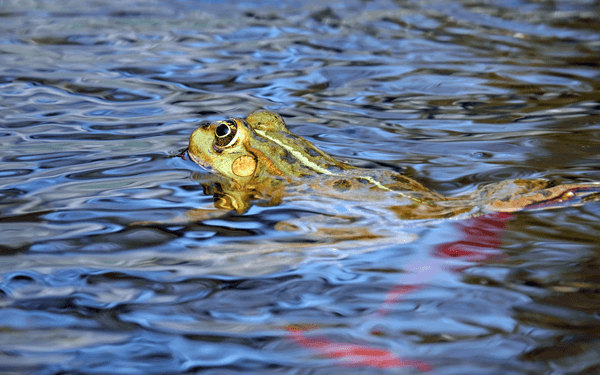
2;0;600;373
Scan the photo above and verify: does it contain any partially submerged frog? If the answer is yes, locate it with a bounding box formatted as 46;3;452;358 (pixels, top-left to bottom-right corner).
187;110;600;220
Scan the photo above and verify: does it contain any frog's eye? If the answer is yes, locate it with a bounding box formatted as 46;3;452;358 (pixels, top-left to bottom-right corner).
213;119;239;149
216;123;230;137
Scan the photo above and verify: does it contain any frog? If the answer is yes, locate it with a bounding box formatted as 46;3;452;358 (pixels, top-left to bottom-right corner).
186;109;600;221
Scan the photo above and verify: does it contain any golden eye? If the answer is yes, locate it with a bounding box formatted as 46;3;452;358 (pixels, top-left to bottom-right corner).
213;119;239;149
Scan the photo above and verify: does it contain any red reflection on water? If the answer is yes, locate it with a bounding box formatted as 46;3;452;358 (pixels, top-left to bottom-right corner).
286;325;432;371
376;284;422;316
434;212;512;267
286;212;514;371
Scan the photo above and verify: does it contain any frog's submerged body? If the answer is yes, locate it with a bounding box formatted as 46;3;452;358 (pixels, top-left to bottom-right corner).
187;110;600;220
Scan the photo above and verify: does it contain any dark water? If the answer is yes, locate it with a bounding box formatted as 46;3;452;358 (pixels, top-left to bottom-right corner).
2;0;600;373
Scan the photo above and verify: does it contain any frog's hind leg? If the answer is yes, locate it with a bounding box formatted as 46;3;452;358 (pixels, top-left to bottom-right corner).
520;184;600;211
485;183;600;212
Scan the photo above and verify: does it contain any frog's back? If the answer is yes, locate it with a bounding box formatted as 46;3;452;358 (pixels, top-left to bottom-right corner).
245;110;354;177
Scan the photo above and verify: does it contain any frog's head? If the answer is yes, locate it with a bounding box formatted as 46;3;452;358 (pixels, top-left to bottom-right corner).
188;116;255;179
188;110;349;180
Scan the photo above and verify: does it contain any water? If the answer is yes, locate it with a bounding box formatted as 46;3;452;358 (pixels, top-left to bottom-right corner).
2;0;600;373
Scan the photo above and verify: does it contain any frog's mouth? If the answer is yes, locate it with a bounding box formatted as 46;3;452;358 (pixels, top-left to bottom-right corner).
188;151;217;174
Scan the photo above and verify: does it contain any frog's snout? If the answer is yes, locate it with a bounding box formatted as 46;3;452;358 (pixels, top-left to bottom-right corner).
189;127;205;155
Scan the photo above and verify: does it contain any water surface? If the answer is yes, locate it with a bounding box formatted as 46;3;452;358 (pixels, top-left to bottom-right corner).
1;0;600;373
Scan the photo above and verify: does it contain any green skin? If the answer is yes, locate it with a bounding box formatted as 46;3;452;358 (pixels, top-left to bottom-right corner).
189;110;350;180
188;110;600;217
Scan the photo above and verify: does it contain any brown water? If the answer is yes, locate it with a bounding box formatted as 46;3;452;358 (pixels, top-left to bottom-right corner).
1;0;600;374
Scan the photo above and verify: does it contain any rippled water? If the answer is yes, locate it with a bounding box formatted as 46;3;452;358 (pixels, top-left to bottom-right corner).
2;0;600;373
